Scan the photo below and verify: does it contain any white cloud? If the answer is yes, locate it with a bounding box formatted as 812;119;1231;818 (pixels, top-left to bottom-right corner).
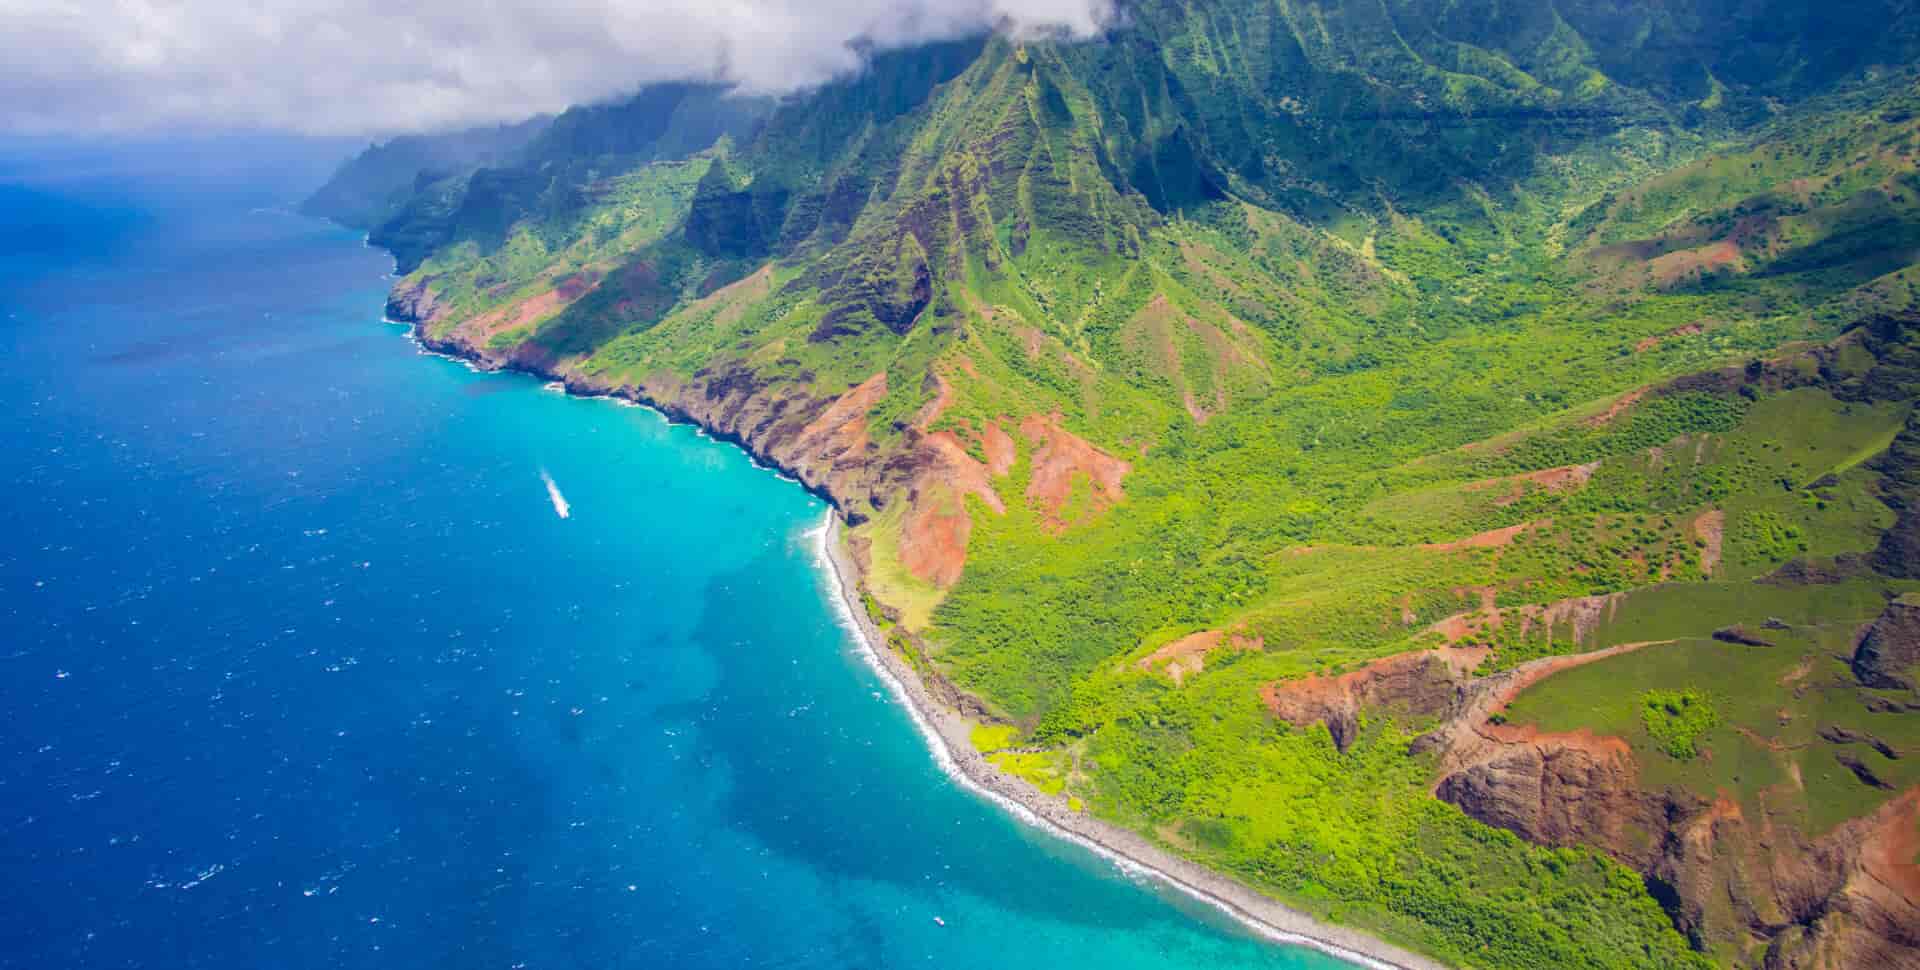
0;0;1113;136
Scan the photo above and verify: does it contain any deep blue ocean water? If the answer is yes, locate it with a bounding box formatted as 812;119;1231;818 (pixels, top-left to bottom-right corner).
0;141;1355;970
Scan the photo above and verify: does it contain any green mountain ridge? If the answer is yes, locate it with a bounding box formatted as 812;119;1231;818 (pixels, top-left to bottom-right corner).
297;115;553;232
312;3;1920;967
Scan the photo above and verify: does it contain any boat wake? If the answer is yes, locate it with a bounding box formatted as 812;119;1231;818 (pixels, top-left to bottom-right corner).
540;469;571;519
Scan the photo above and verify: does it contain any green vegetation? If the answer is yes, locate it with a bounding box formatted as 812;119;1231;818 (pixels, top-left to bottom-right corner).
1640;690;1720;760
1063;701;1715;970
314;4;1920;966
987;749;1069;796
300;116;551;230
969;723;1018;753
1502;579;1920;834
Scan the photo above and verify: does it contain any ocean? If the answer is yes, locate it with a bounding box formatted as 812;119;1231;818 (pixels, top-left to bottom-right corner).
0;139;1355;970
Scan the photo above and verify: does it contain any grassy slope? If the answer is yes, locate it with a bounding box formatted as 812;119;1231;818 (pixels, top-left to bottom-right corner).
341;5;1920;967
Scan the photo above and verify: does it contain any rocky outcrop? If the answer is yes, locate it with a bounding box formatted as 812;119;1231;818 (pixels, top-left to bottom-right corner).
1819;725;1903;761
1422;640;1920;966
595;362;902;523
1433;729;1674;868
1439;735;1920;966
1871;380;1920;579
1715;624;1776;647
384;276;446;326
1856;594;1920;691
1263;646;1488;751
1762;553;1872;586
1423;644;1693;935
1760;789;1920;970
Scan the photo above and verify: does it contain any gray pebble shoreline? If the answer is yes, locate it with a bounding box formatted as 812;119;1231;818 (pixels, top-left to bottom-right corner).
815;514;1450;970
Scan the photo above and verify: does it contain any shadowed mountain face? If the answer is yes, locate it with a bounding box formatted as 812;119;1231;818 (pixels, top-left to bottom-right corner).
312;3;1920;967
298;117;554;232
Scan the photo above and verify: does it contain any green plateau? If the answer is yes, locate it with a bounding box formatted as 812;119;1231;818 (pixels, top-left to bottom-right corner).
310;3;1920;967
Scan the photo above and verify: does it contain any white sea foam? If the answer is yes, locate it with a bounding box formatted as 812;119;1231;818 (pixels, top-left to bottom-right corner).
418;346;489;373
541;469;571;519
400;331;490;373
805;512;1410;970
743;453;802;485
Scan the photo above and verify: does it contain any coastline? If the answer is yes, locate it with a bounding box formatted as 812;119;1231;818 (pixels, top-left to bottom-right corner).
389;303;1450;970
809;513;1450;970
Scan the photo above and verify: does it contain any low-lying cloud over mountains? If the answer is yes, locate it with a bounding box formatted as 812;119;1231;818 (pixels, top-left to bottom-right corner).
1;0;1113;135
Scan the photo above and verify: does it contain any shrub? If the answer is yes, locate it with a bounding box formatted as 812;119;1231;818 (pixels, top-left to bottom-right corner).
1640;689;1719;759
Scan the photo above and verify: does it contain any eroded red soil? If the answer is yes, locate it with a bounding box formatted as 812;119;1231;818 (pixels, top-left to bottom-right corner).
1020;413;1129;532
1463;463;1600;505
1694;508;1725;577
1139;629;1263;685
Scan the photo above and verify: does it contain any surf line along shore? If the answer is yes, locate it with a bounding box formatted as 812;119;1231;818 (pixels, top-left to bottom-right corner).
387;304;1444;970
811;513;1449;970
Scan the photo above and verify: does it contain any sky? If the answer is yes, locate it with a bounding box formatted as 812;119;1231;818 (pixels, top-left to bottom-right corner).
0;0;1113;137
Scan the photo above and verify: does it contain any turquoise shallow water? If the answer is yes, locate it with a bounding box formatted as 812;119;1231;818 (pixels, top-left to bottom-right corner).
0;143;1358;970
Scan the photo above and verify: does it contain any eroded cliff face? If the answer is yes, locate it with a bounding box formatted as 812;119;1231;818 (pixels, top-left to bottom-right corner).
1258;627;1920;968
385;276;1127;592
1412;639;1920;968
384;277;445;326
1446;745;1920;969
1435;731;1675;864
1262;646;1488;751
389;276;900;521
1749;789;1920;970
1856;595;1920;692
